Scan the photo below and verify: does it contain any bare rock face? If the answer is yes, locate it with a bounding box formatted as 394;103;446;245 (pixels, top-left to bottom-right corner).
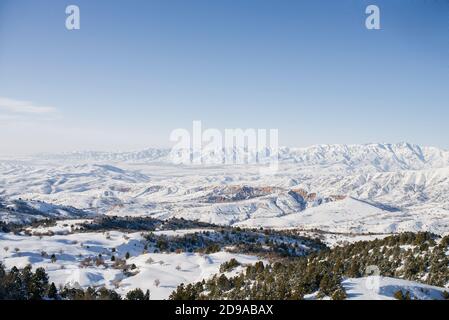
202;185;278;203
329;195;347;201
289;188;345;205
290;189;320;202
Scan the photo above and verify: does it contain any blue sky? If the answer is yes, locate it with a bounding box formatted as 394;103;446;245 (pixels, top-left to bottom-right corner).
0;0;448;154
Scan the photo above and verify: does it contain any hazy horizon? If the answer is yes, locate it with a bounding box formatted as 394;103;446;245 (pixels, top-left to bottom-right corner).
1;141;447;159
1;0;449;155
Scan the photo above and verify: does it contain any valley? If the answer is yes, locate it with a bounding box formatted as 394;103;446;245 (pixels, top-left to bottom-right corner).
1;143;449;300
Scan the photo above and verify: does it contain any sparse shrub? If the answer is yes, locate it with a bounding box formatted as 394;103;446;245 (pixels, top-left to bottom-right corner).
95;257;105;267
442;291;449;300
80;257;92;267
146;257;154;264
331;288;347;300
393;290;411;300
219;258;241;273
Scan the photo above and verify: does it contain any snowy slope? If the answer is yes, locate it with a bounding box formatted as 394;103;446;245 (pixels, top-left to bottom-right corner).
0;198;94;224
0;230;263;299
236;196;449;234
1;142;449;234
234;197;408;233
342;277;448;300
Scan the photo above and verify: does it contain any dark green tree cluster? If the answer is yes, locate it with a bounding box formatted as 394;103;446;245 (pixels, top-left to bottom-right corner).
125;288;151;300
59;286;121;300
81;216;215;233
144;228;324;257
170;232;449;300
0;263;122;300
171;260;348;300
0;264;51;300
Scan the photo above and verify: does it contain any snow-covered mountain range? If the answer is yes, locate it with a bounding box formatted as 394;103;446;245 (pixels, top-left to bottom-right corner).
2;142;449;234
24;142;449;171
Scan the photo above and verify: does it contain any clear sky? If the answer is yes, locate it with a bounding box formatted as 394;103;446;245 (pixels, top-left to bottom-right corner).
0;0;448;155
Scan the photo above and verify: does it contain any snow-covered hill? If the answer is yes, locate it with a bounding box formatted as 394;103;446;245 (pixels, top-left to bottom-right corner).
0;198;94;225
0;230;263;299
234;197;407;233
1;142;449;234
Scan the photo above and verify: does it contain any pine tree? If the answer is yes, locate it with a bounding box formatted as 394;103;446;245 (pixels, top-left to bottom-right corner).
126;288;146;300
20;264;34;300
319;274;332;296
48;282;58;300
31;267;49;300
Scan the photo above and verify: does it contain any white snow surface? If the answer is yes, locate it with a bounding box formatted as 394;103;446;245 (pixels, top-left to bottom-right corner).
2;142;449;234
3;143;449;300
0;230;262;299
342;277;447;300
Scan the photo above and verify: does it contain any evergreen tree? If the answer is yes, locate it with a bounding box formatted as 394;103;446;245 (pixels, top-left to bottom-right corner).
48;282;58;300
31;267;49;300
126;288;146;300
97;287;121;300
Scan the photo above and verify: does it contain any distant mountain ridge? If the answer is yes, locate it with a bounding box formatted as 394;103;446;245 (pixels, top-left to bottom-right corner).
30;142;449;172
